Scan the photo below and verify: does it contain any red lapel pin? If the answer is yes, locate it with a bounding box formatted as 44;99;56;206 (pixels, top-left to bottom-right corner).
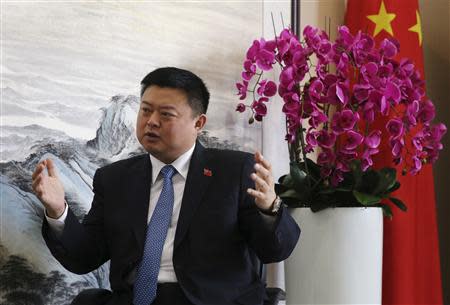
203;168;212;177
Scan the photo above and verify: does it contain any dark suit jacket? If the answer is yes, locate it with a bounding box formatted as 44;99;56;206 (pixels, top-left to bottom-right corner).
43;143;300;305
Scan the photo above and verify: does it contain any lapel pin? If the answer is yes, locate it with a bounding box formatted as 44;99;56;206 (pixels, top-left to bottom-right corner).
203;168;212;177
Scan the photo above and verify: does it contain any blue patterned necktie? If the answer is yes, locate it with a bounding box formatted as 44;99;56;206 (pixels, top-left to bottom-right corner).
133;165;176;305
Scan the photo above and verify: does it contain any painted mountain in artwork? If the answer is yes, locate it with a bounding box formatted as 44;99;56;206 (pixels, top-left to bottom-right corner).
0;93;240;304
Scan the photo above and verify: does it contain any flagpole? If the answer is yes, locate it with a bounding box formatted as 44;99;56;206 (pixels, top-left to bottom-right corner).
291;0;300;37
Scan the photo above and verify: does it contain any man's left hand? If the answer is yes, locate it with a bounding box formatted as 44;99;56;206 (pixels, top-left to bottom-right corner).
247;151;277;211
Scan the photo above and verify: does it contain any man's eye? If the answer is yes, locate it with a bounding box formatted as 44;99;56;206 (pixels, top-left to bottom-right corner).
141;108;150;113
161;112;174;117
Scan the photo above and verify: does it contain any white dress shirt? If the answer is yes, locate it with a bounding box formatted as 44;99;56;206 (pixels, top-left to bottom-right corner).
46;143;196;283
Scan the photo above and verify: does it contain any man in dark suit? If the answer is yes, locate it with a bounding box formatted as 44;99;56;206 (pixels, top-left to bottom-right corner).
32;67;300;305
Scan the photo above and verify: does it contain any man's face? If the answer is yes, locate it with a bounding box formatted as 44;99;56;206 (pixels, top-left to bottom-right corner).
136;85;206;163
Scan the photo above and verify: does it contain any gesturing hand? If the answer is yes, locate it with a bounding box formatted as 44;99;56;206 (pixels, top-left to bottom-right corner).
31;159;65;219
246;151;277;211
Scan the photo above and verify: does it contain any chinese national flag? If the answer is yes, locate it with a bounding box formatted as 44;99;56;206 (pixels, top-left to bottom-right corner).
345;1;443;304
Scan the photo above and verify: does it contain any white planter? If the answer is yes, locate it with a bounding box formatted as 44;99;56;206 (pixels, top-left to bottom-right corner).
285;207;383;305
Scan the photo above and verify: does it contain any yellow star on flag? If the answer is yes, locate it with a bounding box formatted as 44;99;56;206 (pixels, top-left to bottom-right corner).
408;10;422;46
367;0;397;37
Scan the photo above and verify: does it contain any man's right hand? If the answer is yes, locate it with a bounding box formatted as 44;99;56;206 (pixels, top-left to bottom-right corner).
32;159;66;219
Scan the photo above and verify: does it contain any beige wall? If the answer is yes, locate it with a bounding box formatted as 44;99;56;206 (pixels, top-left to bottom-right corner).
420;1;450;303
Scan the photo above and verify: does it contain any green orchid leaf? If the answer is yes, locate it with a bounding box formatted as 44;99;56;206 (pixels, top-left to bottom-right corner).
317;188;335;194
279;189;303;200
304;158;321;179
318;187;351;195
290;162;309;193
374;168;397;194
389;197;407;211
274;183;287;195
334;187;352;192
380;204;393;219
353;190;382;205
310;205;327;213
350;160;363;185
279;174;295;188
310;200;332;212
280;197;305;208
357;170;381;194
336;190;360;205
387;181;401;193
277;174;287;184
381;167;397;188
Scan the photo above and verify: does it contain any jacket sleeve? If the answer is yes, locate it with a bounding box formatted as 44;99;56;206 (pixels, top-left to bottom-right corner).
42;168;110;274
238;154;300;264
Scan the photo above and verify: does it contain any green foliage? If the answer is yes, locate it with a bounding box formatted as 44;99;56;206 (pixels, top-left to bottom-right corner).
276;159;406;217
0;253;91;305
3;291;44;305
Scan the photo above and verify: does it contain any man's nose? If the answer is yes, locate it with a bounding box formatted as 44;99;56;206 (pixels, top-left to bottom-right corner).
146;112;160;127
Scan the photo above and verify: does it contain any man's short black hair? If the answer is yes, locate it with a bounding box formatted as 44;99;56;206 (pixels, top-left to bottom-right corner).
140;67;210;115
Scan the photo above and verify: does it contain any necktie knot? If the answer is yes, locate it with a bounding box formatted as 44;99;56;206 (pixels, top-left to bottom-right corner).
160;165;176;180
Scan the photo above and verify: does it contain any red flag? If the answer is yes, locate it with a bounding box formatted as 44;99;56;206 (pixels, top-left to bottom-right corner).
345;1;443;304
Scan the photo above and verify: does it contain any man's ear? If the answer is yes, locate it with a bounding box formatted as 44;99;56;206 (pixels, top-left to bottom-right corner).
195;114;207;131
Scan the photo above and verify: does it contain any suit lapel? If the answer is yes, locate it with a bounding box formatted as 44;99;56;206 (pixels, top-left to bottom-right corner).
174;142;213;250
128;155;152;254
127;144;213;252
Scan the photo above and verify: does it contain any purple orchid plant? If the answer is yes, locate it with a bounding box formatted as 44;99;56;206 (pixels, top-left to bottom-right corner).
236;25;447;216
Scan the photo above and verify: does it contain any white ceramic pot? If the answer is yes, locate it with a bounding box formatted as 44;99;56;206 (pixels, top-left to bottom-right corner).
285;207;383;305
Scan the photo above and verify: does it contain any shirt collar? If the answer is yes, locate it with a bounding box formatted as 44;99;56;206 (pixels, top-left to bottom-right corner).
149;143;196;184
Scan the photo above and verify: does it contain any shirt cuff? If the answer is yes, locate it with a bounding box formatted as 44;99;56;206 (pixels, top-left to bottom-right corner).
45;202;68;237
